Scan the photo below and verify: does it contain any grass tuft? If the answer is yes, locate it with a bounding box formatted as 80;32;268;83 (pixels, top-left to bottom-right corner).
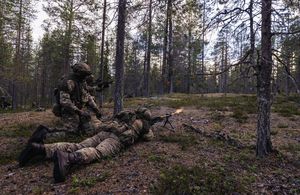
230;109;248;123
71;172;110;188
160;134;198;150
273;96;300;117
148;154;166;163
0;123;37;137
150;164;244;195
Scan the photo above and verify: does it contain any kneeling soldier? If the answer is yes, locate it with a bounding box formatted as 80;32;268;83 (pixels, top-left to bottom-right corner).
18;107;162;183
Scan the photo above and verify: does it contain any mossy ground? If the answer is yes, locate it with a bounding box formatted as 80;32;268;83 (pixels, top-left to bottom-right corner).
0;93;299;194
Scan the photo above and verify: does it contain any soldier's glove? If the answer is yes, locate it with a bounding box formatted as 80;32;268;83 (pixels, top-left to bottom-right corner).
79;111;91;122
96;112;102;120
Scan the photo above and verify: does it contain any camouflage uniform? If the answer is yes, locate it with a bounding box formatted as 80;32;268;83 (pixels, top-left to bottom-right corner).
45;112;153;162
49;62;102;137
18;107;158;182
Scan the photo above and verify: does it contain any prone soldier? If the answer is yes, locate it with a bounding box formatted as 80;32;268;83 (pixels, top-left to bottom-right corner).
18;107;163;182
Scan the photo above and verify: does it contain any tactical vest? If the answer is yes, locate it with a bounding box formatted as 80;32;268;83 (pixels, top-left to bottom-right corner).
52;74;85;117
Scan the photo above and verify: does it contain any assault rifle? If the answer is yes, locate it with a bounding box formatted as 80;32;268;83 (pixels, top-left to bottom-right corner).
150;109;183;131
86;75;113;92
94;78;113;92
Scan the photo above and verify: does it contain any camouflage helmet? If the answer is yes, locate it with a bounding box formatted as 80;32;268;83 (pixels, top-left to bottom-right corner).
71;62;92;77
135;107;151;121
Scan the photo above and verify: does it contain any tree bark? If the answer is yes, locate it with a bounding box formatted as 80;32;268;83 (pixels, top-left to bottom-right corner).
256;0;273;157
224;38;228;94
248;0;256;95
114;0;127;115
13;0;23;109
167;0;173;93
187;29;191;94
144;0;152;97
161;0;169;94
99;0;107;106
64;0;74;74
201;0;206;94
285;57;290;96
249;0;255;71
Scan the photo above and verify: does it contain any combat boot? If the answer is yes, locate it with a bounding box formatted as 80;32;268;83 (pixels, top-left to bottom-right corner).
18;143;46;167
53;151;82;183
28;125;49;144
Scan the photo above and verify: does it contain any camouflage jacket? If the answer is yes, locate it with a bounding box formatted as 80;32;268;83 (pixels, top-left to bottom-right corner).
58;75;100;115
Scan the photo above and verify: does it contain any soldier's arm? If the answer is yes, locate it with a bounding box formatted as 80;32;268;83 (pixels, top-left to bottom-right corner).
87;94;102;118
59;80;82;115
142;128;155;141
59;91;82;115
86;85;97;95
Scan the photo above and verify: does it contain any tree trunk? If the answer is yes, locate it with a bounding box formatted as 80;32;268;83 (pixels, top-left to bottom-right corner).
219;43;225;93
187;29;191;94
167;0;173;93
201;0;206;94
296;57;300;89
161;0;169;94
285;57;290;96
256;0;273;157
144;0;152;97
99;0;107;106
13;0;23;109
142;38;147;95
248;0;256;95
114;0;127;115
64;0;74;74
249;0;255;72
224;39;228;94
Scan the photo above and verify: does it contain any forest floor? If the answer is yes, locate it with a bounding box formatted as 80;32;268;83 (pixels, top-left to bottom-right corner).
0;93;299;194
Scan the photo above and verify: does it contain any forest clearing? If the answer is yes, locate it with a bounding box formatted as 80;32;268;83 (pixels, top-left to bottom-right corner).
1;0;300;194
0;94;299;194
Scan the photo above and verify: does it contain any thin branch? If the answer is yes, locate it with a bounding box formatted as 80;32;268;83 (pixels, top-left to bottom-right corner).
272;29;300;36
197;50;251;76
272;52;300;94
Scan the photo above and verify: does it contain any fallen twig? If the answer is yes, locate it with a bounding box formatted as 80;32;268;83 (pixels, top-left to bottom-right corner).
182;123;244;149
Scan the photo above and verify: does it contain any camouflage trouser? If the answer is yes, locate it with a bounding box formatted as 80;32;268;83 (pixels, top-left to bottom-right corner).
45;131;121;163
44;119;154;164
46;114;103;139
46;114;79;139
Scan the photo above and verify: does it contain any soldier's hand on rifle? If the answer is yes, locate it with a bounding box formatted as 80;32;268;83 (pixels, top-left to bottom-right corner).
96;111;102;120
79;110;91;122
150;116;164;125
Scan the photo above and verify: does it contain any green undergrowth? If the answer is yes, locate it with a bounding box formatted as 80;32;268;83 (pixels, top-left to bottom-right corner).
273;95;300;117
159;133;199;150
230;109;249;123
150;164;245;195
32;186;45;195
0;151;19;165
210;111;225;121
277;123;289;128
148;154;166;163
69;172;110;193
0;108;32;114
123;94;300;118
123;94;258;114
0;123;37;137
71;172;110;188
280;143;300;155
0;143;24;165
